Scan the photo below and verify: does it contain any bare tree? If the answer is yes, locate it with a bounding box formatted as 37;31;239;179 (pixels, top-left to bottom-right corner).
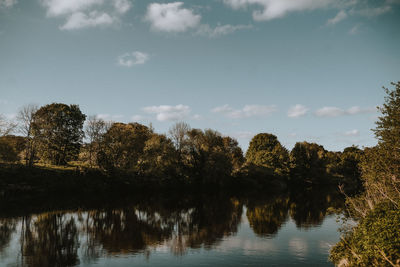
0;114;16;137
17;104;38;166
85;115;109;167
168;122;191;154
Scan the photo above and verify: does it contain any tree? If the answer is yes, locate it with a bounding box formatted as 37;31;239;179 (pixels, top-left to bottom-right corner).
97;122;152;172
0;114;16;137
374;81;400;175
246;133;289;176
17;104;38;166
182;129;238;183
290;142;327;183
32;103;86;165
168;122;190;154
330;82;400;266
138;133;179;179
84;115;109;167
222;136;244;172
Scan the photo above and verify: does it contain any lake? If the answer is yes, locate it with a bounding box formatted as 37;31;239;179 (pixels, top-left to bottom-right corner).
0;188;344;266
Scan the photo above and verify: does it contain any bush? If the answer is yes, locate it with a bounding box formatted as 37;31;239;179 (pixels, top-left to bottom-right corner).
330;202;400;266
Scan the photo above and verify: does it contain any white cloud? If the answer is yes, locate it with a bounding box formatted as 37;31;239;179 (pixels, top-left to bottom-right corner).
131;115;144;121
145;2;201;32
118;51;149;67
113;0;131;14
343;129;360;136
223;0;333;21
40;0;132;30
326;10;347;25
60;11;114;30
143;104;191;121
40;0;103;17
0;0;17;8
315;106;344;117
196;24;252;38
288;104;308;118
212;104;277;119
315;106;376;117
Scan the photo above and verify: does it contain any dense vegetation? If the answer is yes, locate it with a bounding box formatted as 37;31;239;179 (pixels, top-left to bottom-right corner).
330;82;400;266
0;102;363;197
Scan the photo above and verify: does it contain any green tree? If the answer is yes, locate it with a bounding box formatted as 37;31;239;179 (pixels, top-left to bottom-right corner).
182;129;239;184
246;133;289;176
290;142;327;183
330;82;400;266
32;103;86;165
138;133;179;179
97;122;152;172
0;135;25;163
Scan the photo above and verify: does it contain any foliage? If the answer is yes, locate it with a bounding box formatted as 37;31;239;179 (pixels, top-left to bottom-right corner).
0;135;26;163
182;129;237;183
330;202;400;267
246;133;289;176
97;122;152;172
32;103;86;165
290;142;327;183
331;82;400;266
138;133;179;179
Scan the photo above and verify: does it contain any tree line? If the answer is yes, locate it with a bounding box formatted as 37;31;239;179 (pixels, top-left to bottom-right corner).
0;103;362;188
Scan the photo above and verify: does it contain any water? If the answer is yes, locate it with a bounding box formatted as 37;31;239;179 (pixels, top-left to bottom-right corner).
0;189;344;266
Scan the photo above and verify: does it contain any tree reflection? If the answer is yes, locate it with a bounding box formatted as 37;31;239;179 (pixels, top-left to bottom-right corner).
288;187;344;228
0;187;345;266
246;196;289;237
82;196;243;259
21;213;80;267
0;218;17;255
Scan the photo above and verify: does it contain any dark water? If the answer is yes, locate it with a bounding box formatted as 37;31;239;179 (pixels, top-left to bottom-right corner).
0;189;344;266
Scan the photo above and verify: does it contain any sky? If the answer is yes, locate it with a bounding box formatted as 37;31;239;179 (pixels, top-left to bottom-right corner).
0;0;399;151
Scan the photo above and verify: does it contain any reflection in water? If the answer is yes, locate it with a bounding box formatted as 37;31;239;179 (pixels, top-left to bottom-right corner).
22;214;80;267
0;188;344;266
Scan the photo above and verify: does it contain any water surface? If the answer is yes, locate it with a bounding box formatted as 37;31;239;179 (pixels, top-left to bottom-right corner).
0;189;344;266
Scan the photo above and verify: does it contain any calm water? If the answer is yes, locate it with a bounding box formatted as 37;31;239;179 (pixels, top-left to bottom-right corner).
0;189;344;266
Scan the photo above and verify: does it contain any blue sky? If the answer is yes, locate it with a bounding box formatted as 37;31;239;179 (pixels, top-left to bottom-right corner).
0;0;399;151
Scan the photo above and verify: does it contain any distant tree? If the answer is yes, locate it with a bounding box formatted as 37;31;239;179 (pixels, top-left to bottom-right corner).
32;103;86;165
246;133;289;176
138;133;179;178
17;104;38;166
338;146;364;179
222;136;245;172
183;129;236;183
84;115;110;167
168;122;190;155
0;114;16;137
290;142;327;183
0;135;25;163
97;122;152;172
